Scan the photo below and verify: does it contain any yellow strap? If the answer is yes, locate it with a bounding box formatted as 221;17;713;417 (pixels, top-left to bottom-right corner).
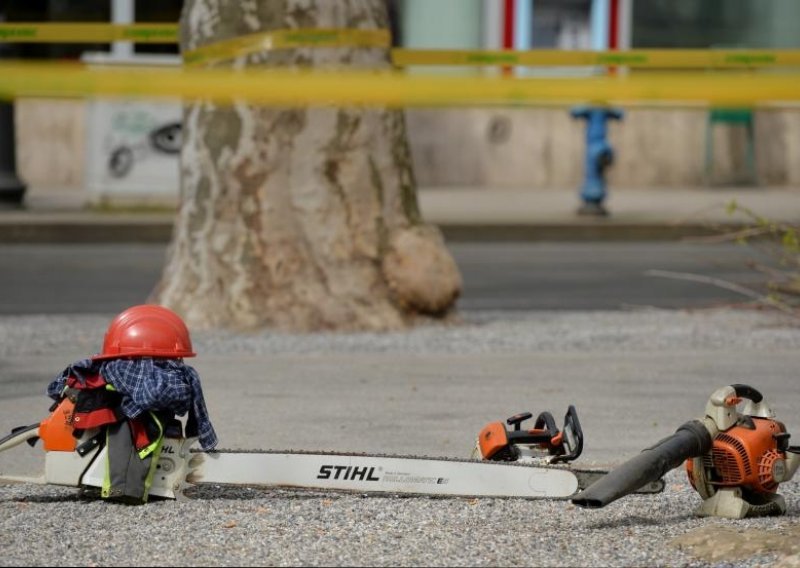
184;28;392;65
0;23;177;43
101;427;112;498
1;24;799;69
391;48;800;68
138;413;164;460
1;62;799;107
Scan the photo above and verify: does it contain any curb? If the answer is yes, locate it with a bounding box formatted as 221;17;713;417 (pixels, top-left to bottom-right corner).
438;223;738;241
0;218;746;243
0;219;174;243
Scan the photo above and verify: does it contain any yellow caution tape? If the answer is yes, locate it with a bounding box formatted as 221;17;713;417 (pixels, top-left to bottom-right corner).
183;28;391;65
392;48;800;68
2;24;800;69
0;23;177;43
1;62;799;108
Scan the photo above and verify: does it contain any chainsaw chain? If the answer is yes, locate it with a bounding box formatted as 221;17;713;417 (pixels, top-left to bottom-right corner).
191;447;665;495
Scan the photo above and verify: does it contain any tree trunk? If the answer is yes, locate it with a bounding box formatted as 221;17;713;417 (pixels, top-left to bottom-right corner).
152;0;462;332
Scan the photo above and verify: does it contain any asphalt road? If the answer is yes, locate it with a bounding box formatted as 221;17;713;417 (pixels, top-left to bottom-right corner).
0;241;774;314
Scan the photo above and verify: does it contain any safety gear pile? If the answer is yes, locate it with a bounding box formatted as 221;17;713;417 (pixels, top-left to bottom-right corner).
48;357;217;451
42;304;217;504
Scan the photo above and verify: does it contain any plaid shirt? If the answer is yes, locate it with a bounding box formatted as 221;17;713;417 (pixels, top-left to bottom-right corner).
48;357;218;451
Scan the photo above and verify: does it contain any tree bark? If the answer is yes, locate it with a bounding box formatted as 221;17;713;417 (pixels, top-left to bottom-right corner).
152;0;462;331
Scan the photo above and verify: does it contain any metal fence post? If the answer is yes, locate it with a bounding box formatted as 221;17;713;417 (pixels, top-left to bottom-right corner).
0;102;26;207
0;5;27;208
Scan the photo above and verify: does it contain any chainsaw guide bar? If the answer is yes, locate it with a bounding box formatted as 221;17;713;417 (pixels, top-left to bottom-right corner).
185;448;665;500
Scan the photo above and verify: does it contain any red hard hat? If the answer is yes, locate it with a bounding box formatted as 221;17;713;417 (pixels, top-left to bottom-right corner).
92;304;196;361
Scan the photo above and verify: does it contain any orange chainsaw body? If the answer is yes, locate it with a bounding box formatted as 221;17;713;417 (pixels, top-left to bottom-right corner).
478;422;510;460
38;398;77;452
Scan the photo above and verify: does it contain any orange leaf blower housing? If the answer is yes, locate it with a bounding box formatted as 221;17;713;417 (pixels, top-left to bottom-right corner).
687;416;789;495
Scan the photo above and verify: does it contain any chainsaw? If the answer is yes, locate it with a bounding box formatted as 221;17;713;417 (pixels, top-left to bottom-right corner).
572;384;800;518
0;401;664;501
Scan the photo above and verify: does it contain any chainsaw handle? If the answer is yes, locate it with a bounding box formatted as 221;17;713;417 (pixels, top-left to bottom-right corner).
533;411;558;437
504;407;584;463
730;384;763;404
551;405;583;464
506;412;533;431
510;410;559;441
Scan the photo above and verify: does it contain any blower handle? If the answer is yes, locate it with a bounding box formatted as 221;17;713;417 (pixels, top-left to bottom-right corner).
571;420;712;509
730;384;763;404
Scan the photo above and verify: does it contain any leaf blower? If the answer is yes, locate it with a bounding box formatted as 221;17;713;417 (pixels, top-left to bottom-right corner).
571;384;800;518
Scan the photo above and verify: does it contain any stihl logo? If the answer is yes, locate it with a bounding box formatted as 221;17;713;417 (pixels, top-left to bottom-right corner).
317;465;380;481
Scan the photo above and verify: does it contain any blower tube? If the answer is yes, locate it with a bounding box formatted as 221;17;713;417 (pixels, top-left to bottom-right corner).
572;420;712;509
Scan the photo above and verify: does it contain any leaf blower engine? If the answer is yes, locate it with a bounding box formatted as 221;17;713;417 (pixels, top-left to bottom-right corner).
572;384;800;518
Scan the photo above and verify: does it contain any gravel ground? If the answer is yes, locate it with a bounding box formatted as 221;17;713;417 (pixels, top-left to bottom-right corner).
1;308;799;567
1;308;799;359
1;474;799;567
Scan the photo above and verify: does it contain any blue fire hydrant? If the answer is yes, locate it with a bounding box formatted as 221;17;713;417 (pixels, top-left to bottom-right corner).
571;106;623;216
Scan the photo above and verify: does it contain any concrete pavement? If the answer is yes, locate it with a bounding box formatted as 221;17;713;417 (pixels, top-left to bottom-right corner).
421;185;800;240
0;184;798;242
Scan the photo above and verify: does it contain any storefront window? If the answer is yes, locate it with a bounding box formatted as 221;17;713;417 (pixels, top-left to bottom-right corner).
633;0;800;48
